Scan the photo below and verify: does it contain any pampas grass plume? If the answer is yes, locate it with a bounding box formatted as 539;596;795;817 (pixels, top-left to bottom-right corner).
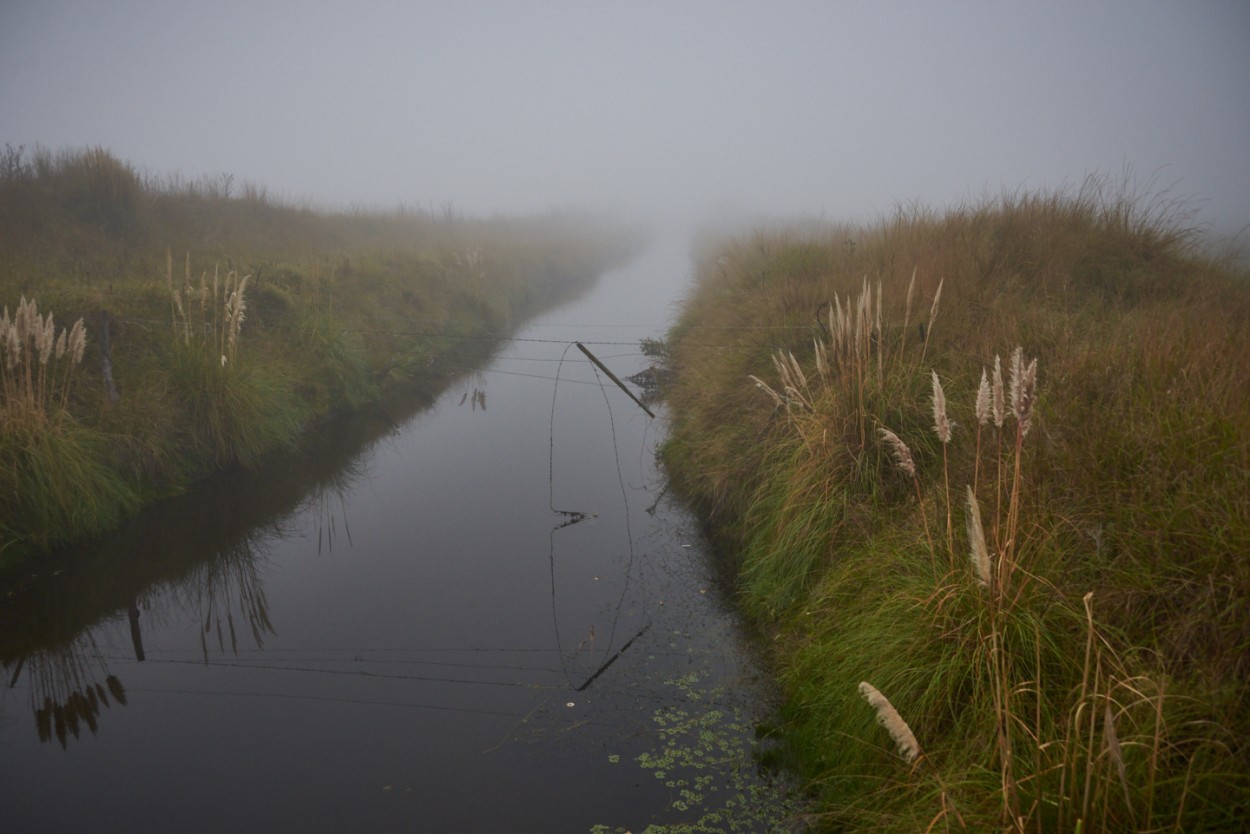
966;486;991;587
879;427;916;477
992;354;1005;428
902;267;916;342
38;312;55;365
1009;346;1024;419
1018;356;1038;436
1008;346;1039;435
931;370;951;443
975;368;991;426
749;374;783;408
858;681;922;764
929;277;943;326
68;319;86;364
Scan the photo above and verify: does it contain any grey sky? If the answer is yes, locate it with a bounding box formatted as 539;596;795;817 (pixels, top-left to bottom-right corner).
3;1;1248;233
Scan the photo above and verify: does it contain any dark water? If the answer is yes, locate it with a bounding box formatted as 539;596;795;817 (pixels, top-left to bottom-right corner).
0;233;800;833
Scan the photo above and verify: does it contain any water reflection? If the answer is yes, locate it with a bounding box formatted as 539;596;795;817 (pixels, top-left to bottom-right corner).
457;386;488;411
8;631;127;749
455;371;490;412
0;392;429;745
1;237;801;831
181;531;276;659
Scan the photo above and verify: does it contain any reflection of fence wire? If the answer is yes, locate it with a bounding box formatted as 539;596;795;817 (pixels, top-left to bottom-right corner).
133;646;745;661
125;673;756;725
102;656;560;688
125;686;530;718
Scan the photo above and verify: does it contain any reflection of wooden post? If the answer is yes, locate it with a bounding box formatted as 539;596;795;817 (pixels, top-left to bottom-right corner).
128;600;145;662
99;311;120;404
576;343;655;418
8;656;23;688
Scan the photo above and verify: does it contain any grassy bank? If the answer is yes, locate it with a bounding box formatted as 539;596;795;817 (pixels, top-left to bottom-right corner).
0;145;639;563
662;184;1250;831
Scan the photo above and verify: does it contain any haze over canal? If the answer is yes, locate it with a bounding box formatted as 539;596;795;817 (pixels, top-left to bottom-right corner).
0;233;799;832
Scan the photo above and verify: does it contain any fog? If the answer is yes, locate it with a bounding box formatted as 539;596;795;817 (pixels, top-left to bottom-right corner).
3;0;1248;235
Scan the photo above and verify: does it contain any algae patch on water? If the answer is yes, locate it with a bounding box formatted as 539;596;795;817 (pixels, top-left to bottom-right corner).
593;673;805;834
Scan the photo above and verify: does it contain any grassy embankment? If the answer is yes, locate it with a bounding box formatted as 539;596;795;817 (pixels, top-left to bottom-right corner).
662;185;1249;831
0;145;638;564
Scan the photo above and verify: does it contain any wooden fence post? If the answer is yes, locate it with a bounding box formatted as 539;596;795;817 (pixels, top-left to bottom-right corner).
99;310;120;404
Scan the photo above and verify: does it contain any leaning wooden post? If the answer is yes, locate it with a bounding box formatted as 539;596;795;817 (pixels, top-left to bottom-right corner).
576;342;655;418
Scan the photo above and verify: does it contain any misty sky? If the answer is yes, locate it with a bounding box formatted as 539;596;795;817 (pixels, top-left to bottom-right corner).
2;1;1248;233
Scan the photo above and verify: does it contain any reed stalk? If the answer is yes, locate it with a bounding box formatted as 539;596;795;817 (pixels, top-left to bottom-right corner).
919;277;942;365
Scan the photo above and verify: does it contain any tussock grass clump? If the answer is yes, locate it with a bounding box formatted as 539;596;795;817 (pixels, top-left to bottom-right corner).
0;420;141;550
0;296;133;549
663;184;1250;831
1;296;87;422
161;252;305;468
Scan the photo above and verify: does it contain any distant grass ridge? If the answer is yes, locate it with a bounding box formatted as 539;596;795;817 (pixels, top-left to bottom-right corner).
0;145;640;560
662;184;1250;831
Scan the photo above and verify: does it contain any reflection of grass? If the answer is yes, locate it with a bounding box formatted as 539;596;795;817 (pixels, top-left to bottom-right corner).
10;631;128;749
183;533;276;659
593;673;804;833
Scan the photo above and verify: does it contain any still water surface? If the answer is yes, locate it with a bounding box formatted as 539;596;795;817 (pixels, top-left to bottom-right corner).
0;233;798;832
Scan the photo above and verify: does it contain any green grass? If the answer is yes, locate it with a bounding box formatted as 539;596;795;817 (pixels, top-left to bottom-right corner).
0;144;640;561
661;182;1250;831
0;419;142;550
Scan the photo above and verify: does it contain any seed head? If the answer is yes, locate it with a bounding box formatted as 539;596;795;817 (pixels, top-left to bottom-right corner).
68;319;87;365
966;486;991;588
1009;347;1039;435
992;355;1005;428
858;681;922;764
975;368;991;426
879;427;916;478
749;375;783;407
1009;347;1024;418
1018;357;1038;436
4;323;16;369
17;296;35;343
38;313;55;365
928;278;943;326
931;371;951;444
904;268;916;324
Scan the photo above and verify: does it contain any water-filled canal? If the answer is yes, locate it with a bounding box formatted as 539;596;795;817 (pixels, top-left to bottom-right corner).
0;232;799;832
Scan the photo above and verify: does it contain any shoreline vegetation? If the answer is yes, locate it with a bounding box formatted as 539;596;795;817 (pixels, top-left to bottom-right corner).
660;183;1249;831
0;145;641;566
